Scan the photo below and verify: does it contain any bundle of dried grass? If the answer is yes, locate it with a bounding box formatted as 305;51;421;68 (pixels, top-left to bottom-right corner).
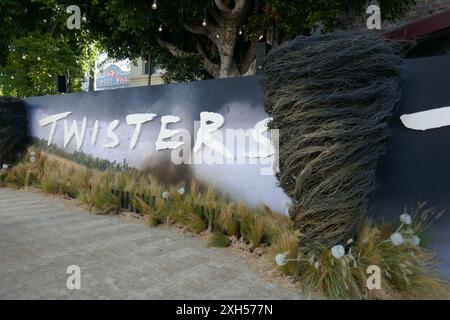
262;31;403;248
0;97;30;165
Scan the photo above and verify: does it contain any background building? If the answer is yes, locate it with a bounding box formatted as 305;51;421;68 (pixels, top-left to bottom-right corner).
128;58;164;88
86;57;164;92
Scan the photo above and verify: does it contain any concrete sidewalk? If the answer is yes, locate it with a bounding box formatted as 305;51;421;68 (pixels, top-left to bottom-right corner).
0;188;302;299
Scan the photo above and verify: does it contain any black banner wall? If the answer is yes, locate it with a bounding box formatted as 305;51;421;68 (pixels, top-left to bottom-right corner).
374;55;450;275
24;55;450;276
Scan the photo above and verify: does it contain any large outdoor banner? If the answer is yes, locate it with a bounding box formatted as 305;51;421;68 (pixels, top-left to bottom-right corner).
26;76;290;213
25;55;450;274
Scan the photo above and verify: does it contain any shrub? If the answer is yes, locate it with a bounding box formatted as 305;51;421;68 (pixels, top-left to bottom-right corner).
218;204;239;237
248;215;264;248
209;232;230;248
273;212;450;299
272;229;301;277
5;162;33;187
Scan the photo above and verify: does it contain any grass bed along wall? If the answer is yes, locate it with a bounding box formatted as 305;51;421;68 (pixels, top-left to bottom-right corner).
0;148;448;299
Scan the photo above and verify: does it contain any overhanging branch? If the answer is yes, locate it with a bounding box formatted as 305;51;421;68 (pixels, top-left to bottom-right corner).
195;41;220;78
214;0;231;13
182;23;220;45
232;0;250;17
156;38;191;57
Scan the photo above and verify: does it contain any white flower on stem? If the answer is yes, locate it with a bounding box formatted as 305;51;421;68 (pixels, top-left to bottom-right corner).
2;164;8;170
331;245;345;259
400;213;412;225
161;191;169;199
409;235;421;246
177;187;185;195
30;151;36;156
390;232;404;246
30;156;36;163
314;261;321;269
275;253;288;266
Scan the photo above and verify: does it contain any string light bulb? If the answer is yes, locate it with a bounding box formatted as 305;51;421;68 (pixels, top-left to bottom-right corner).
151;0;157;10
202;18;207;27
37;56;41;61
258;34;264;40
238;28;242;35
215;33;220;39
22;53;27;60
11;75;14;79
81;13;87;22
158;24;163;32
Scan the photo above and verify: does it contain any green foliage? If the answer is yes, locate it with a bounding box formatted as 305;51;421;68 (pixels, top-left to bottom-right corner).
245;0;417;39
0;0;416;83
85;0;415;80
272;229;301;276
247;214;265;248
157;54;204;83
0;0;98;97
4;162;33;187
0;34;82;97
218;204;239;237
78;172;121;213
209;232;230;248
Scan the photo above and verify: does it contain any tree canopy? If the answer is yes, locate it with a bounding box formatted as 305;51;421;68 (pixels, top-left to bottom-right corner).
0;0;97;97
86;0;416;81
0;0;416;96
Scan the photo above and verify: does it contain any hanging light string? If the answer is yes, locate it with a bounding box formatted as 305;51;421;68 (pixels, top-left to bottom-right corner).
1;46;80;80
1;70;56;79
1;1;168;81
6;46;83;61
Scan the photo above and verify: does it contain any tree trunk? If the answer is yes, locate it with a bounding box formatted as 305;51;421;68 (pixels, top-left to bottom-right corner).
218;19;241;78
177;0;255;79
88;65;95;91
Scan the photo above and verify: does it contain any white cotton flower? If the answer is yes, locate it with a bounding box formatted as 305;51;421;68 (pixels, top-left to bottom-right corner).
410;235;421;246
314;261;321;269
161;191;169;199
177;187;185;195
275;253;287;266
30;156;36;163
331;245;345;259
400;213;412;225
390;232;404;246
2;164;8;170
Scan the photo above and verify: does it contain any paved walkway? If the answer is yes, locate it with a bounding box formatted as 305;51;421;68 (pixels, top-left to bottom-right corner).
0;188;302;299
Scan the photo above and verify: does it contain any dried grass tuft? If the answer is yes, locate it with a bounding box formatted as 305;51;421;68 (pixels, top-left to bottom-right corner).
263;30;404;248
